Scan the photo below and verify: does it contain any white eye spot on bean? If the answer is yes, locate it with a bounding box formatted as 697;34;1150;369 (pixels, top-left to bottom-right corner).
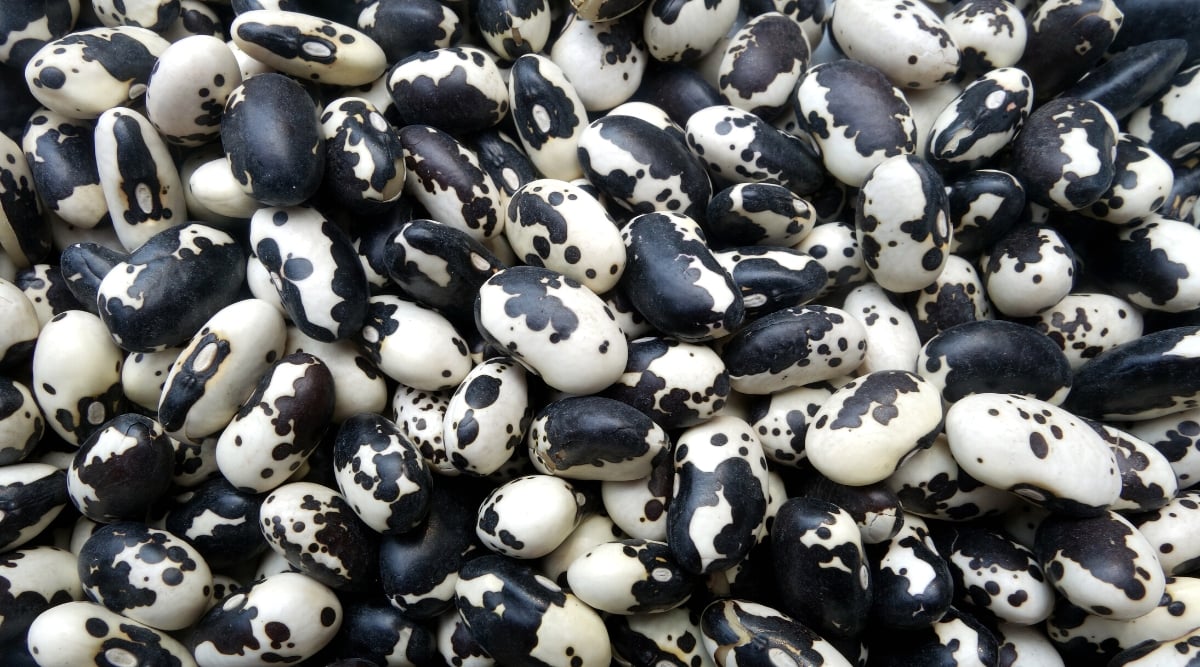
651;567;674;582
471;253;492;272
532;104;552;133
192;342;219;373
362;326;380;344
87;401;107;425
135;183;154;214
985;90;1007;110
369;111;389;132
104;648;139;667
302;41;333;58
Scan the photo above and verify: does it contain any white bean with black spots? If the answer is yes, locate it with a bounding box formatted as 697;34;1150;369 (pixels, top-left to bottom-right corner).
983;224;1076;318
475;0;550;60
443;357;530;477
668;416;768;575
391;384;454;474
118;348;177;413
642;0;737;63
567;538;692;614
576;113;712;222
285;327;387;423
231;9;385;86
94;107;186;253
15;264;82;329
0;278;43;368
0;377;42;465
1082;135;1174;224
320;96;406;214
943;0;1028;76
1035;509;1166;620
27;600;197;667
945;393;1122;516
602;335;729;430
400;124;505;242
77;522;212;631
793;220;868;296
0;132;48;271
794;59;917;188
259;481;378;591
475;474;584;559
508;53;587;181
856;154;951;293
360;294;472;391
549;11;646;112
254;207;369;343
1133;490;1200;577
455;555;611;667
716;11;809;119
505;178;625;294
475;265;627;395
831;0;960;89
886;434;1018;522
843;282;921;374
188;571;342;666
144;35;241;147
32;310;124;446
1128;63;1200;163
332;412;432;534
601;451;673;541
1046;576;1200;664
156;298;287;445
926;67;1033;172
1098;215;1200;314
685;104;824;197
215;352;335;493
1087;420;1177;514
24;26;169;119
21;108;108;228
0;546;81;644
386;46;509;135
807;370;943;487
931;523;1056;626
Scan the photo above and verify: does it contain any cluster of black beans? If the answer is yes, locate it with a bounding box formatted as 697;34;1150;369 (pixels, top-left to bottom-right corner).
2;0;1200;665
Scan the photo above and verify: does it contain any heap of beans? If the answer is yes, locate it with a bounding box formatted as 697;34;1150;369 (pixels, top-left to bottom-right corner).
1;0;1200;664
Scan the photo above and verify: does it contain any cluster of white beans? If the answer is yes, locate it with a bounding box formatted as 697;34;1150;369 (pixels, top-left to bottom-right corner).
3;0;1200;666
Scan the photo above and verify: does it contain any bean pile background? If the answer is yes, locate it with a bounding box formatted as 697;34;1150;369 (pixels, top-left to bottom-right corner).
2;0;1200;665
